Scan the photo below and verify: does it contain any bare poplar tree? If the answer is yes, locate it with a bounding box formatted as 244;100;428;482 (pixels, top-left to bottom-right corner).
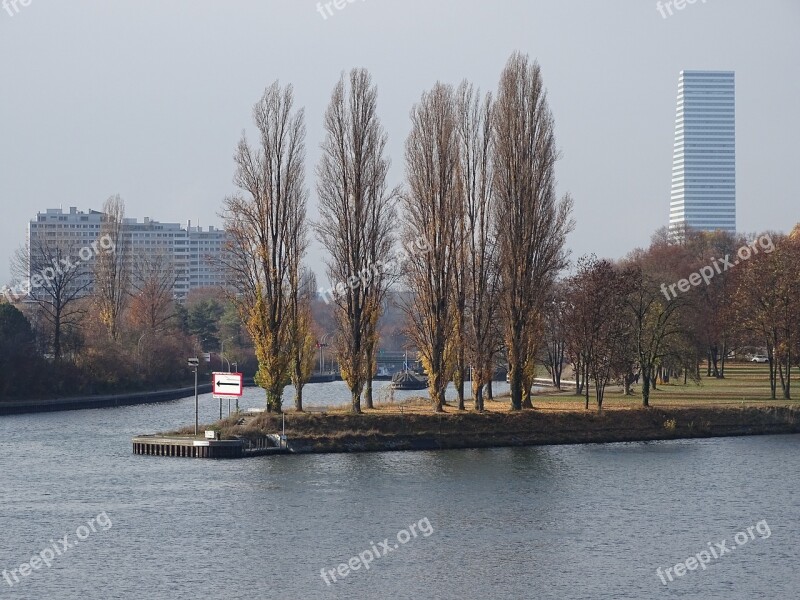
316;69;397;414
456;81;497;411
287;209;315;411
95;195;129;340
222;81;308;413
402;82;461;412
493;52;574;410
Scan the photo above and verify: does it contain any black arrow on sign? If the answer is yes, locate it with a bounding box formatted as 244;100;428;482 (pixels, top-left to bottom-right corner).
216;381;240;387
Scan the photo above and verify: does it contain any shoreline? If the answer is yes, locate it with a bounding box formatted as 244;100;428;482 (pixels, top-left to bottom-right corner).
0;378;261;416
152;404;800;457
0;384;214;416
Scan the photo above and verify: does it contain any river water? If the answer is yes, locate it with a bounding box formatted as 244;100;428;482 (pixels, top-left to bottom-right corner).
0;385;797;599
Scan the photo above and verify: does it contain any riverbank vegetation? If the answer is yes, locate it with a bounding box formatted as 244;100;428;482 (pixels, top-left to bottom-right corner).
3;50;799;413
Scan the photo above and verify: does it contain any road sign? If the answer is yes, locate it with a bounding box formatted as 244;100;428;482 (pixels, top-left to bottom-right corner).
188;357;199;367
212;372;243;399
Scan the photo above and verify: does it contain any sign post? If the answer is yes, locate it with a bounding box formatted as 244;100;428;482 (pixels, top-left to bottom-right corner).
212;372;243;420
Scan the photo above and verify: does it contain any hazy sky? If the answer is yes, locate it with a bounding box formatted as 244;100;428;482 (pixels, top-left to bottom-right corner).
1;0;798;287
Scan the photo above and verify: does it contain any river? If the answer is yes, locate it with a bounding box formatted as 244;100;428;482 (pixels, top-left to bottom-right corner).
0;386;797;599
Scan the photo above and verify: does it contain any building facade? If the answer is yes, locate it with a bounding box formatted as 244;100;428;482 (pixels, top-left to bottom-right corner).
26;207;228;302
669;70;736;235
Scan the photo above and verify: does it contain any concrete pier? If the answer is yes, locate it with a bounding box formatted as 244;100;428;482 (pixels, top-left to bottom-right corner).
132;434;288;459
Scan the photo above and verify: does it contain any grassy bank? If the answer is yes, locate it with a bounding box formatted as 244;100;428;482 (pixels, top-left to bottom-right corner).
162;363;800;454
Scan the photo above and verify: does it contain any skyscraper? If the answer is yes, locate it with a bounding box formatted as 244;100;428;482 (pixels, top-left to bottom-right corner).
669;70;736;235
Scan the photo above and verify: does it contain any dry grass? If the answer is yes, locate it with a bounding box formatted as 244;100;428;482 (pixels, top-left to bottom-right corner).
306;363;799;415
163;362;799;439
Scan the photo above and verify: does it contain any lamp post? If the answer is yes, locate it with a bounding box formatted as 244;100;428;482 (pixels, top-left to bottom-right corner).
188;357;199;436
221;336;234;372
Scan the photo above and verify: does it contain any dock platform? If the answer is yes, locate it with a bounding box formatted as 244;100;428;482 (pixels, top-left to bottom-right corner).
132;434;289;459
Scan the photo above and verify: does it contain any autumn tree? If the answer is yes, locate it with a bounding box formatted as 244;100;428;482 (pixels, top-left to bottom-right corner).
570;258;635;411
457;81;497;411
622;249;690;407
542;286;567;390
316;69;397;414
222;82;308;412
493;52;574;410
734;233;800;399
401;82;462;412
128;252;176;331
288;263;317;410
677;229;741;378
94;195;129;340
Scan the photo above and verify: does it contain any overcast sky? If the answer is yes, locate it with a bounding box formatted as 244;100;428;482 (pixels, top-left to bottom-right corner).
1;0;798;287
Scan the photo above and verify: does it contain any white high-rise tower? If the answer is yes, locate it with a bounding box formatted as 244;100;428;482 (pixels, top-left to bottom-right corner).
669;70;736;235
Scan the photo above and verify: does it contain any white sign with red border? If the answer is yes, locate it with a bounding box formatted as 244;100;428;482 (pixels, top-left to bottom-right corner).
212;372;243;399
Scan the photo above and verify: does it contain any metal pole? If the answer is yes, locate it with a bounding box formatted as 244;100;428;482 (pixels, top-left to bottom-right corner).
194;366;199;437
219;398;222;420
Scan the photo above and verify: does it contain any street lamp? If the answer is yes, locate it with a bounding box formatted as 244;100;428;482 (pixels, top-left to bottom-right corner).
188;357;199;436
220;336;235;372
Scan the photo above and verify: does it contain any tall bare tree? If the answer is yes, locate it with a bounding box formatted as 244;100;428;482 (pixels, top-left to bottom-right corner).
288;242;316;412
402;82;461;412
493;52;574;410
222;81;308;412
316;69;397;414
456;81;497;411
12;239;92;362
95;195;129;340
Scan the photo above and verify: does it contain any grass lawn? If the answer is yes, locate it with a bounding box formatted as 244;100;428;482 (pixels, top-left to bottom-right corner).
527;362;800;412
298;362;800;416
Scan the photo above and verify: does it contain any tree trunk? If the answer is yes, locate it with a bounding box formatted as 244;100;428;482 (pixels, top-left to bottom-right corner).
642;373;651;407
509;361;523;410
522;383;533;409
364;349;375;409
294;385;303;412
473;378;484;411
293;360;304;412
454;364;465;411
584;361;590;410
351;390;362;414
53;311;62;363
266;389;282;414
